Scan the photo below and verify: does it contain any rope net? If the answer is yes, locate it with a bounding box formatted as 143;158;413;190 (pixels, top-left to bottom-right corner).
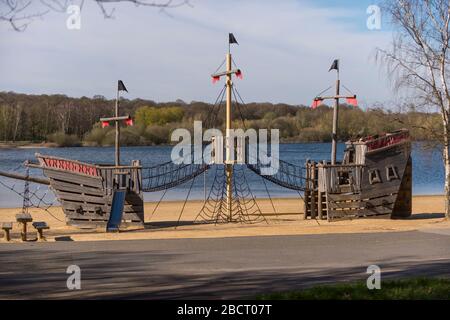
194;165;266;224
0;165;61;221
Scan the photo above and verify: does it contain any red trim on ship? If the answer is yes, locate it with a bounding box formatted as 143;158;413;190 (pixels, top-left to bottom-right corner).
42;158;99;176
365;131;409;151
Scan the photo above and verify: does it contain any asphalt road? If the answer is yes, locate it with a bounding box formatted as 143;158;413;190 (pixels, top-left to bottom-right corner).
1;229;450;299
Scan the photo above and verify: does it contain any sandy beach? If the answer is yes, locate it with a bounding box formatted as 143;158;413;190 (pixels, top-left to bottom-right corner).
0;195;448;243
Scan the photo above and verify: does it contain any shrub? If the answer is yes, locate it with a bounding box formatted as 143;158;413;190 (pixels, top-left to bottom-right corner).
47;131;81;147
83;125;112;146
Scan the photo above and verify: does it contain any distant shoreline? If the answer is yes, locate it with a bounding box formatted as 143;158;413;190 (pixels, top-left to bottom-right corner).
0;139;438;149
0;142;59;149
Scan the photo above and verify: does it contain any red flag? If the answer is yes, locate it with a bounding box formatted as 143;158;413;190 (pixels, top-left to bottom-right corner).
125;118;133;126
101;121;110;128
311;99;323;109
212;76;220;84
235;70;243;80
346;97;358;106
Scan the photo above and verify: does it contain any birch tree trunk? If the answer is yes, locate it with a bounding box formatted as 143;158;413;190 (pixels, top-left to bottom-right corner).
378;0;450;219
443;122;450;219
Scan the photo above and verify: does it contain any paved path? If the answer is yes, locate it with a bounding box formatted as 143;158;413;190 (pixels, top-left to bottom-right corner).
1;230;450;299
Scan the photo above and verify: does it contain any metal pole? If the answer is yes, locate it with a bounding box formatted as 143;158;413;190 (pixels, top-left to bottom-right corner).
331;74;340;165
115;88;120;167
225;53;233;221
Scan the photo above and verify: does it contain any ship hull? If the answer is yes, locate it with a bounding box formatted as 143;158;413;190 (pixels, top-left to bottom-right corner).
36;154;144;228
305;130;412;221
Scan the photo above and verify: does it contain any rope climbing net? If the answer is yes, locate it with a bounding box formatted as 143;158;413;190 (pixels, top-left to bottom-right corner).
0;165;61;221
194;165;267;224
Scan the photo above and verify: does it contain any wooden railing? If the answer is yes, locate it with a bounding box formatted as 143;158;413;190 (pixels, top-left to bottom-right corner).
98;162;142;195
364;130;409;152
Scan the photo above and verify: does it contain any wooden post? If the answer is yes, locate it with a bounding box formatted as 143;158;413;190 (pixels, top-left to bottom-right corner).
225;52;233;221
131;160;141;193
322;160;328;219
37;229;44;241
317;163;323;220
304;160;310;219
310;161;316;219
21;222;27;241
331;77;340;165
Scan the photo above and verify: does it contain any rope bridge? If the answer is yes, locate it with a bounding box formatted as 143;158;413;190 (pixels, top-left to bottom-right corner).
246;159;309;191
231;83;310;192
142;159;209;192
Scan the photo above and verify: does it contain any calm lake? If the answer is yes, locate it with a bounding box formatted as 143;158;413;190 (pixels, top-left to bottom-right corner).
0;142;444;208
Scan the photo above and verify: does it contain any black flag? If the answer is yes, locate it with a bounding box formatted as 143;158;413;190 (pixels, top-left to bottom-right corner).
118;80;128;92
229;33;239;45
328;59;339;72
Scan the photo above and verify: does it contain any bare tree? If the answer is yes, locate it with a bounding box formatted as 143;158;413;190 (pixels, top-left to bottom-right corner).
0;0;190;31
377;0;450;218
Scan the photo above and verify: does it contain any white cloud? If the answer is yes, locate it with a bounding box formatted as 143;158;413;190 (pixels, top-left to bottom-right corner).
0;0;394;107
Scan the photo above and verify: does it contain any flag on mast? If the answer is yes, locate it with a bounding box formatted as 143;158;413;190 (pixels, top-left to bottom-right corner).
118;80;128;92
311;98;323;109
346;97;358;106
328;59;339;72
229;33;239;45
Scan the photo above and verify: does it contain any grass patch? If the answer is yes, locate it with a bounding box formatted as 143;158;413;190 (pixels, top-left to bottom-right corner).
257;278;450;300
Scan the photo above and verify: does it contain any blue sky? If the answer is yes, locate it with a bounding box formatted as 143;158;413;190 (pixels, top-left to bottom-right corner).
0;0;397;107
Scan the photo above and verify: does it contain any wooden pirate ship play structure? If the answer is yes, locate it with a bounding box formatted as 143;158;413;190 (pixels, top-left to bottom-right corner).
28;154;145;227
304;59;411;221
304;130;412;221
0;35;412;229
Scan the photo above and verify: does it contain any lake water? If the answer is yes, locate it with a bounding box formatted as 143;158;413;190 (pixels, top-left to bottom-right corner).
0;142;444;208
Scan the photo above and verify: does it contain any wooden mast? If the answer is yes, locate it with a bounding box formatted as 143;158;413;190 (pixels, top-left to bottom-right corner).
331;72;340;165
100;81;130;167
314;61;356;165
210;35;241;221
225;51;233;221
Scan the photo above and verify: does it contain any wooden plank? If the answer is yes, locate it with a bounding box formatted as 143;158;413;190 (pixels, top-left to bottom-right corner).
44;169;103;188
304;160;310;219
392;156;412;218
62;199;141;211
66;209;142;222
57;191;109;204
365;194;397;208
318;191;323;219
328;209;359;220
328;200;363;209
327;193;360;201
365;139;410;155
328;195;395;209
60;200;110;213
328;210;359;217
359;205;394;216
67;219;143;228
66;209;142;220
310;162;316;219
51;179;104;196
360;185;399;200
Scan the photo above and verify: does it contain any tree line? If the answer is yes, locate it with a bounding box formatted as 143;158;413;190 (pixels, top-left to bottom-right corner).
0;91;442;147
